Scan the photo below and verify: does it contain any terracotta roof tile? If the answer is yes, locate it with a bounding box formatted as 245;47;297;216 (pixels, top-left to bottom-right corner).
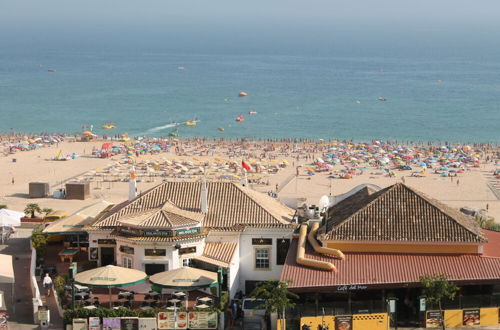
89;182;294;230
281;239;500;290
320;183;486;243
193;241;237;268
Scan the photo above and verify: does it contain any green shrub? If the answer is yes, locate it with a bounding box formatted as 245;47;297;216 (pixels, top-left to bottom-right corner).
63;307;163;325
30;225;48;256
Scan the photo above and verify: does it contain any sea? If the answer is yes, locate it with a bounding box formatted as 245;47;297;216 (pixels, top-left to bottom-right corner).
0;24;499;143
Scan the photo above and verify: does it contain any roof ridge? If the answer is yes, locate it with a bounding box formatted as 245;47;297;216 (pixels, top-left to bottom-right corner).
232;183;291;225
331;184;394;232
399;183;486;242
323;183;485;243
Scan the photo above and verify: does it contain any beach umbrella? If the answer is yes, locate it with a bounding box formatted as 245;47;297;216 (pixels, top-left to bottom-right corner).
149;267;218;291
74;265;147;307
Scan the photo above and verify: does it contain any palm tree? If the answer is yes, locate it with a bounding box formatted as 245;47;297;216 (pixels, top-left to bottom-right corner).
24;203;42;218
251;280;298;330
42;208;54;218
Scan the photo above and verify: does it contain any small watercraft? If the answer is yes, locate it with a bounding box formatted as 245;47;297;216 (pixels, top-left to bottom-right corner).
169;130;179;137
177;66;185;70
238;91;248;97
218;127;225;131
377;97;387;101
185;121;197;126
355;100;361;104
47;69;56;72
236;114;245;122
102;121;116;129
248;110;257;115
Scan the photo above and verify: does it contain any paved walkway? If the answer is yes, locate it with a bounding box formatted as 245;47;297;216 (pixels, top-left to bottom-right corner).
0;228;64;330
37;279;64;329
0;228;37;329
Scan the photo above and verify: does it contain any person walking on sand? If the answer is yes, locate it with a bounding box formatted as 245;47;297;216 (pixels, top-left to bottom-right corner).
457;179;460;186
43;273;53;297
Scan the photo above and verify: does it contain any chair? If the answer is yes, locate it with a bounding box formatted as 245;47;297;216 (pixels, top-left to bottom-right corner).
84;301;92;306
113;301;123;307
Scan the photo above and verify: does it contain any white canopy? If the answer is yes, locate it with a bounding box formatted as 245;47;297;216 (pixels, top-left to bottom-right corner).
43;200;113;234
149;267;218;289
0;254;14;284
0;209;24;227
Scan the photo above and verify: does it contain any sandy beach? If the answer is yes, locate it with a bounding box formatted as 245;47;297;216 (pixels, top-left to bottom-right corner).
0;139;498;224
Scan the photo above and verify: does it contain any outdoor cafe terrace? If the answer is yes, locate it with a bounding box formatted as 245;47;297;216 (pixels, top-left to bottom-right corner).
39;245;219;311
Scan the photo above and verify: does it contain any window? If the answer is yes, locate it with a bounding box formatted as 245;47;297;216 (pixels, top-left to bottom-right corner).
276;238;290;265
182;258;192;267
255;248;270;269
145;249;166;256
123;257;133;268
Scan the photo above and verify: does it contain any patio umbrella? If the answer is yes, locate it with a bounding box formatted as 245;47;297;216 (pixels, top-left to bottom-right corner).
0;209;24;227
149;267;218;290
74;265;147;307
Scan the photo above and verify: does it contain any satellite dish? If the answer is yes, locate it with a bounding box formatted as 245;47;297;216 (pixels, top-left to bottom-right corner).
319;195;330;212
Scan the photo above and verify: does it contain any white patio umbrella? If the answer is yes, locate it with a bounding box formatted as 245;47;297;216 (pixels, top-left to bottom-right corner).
74;265;147;307
0;209;24;227
149;267;218;290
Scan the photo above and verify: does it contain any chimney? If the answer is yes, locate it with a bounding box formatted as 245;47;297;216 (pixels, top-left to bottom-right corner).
129;166;138;201
200;178;208;213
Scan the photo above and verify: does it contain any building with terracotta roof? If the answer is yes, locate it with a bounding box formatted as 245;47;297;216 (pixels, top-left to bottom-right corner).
280;183;500;327
85;180;297;297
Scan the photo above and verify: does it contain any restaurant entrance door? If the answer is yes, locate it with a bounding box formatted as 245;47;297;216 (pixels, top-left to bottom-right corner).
101;247;115;266
145;263;165;275
391;288;421;327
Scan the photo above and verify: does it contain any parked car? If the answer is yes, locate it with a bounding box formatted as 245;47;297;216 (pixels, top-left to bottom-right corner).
242;298;267;319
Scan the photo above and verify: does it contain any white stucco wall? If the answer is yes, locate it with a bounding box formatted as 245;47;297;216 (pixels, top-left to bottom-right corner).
238;228;294;294
88;230;205;272
228;244;240;298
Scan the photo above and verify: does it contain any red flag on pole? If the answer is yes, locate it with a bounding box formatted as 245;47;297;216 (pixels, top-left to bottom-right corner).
242;160;252;171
